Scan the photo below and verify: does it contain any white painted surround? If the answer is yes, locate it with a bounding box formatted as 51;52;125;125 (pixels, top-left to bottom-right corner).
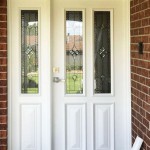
8;0;131;150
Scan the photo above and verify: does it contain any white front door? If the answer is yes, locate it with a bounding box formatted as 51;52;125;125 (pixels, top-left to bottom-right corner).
9;0;131;150
52;0;130;150
8;0;51;149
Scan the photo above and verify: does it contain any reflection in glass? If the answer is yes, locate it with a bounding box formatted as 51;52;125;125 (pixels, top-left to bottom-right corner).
66;11;83;94
94;11;111;93
21;10;39;94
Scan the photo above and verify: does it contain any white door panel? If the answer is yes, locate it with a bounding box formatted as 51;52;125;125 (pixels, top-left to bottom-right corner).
21;105;41;150
9;0;51;149
66;104;86;150
52;0;129;150
94;104;114;150
9;0;130;150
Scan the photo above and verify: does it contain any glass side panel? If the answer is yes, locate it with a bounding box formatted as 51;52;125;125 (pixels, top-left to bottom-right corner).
94;11;111;94
21;10;39;94
65;11;83;94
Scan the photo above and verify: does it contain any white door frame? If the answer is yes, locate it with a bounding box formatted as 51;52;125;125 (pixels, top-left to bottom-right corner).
7;0;131;149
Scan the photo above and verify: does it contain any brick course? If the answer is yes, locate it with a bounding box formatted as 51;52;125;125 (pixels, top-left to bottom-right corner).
131;0;150;150
0;0;7;149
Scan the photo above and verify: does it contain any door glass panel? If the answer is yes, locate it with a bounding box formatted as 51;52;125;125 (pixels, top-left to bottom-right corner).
21;10;39;94
65;11;83;94
94;11;111;94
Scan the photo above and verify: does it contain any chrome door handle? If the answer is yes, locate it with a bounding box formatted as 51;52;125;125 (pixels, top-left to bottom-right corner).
53;77;65;83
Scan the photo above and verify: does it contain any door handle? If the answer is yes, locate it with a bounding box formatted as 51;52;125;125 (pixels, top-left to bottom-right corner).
53;77;65;83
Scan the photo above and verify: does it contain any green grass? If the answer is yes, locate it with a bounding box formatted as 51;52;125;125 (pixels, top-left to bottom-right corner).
24;72;83;94
27;72;38;84
22;72;38;94
27;74;38;93
66;73;83;94
27;88;38;94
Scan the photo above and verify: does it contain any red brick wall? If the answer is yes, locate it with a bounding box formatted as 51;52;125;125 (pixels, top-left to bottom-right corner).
0;0;7;150
131;0;150;149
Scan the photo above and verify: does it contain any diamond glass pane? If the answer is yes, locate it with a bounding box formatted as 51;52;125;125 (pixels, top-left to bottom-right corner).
94;11;111;93
21;10;39;94
66;11;83;94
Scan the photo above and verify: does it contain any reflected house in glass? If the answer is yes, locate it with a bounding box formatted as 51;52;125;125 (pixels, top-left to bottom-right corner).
65;11;83;94
66;34;83;68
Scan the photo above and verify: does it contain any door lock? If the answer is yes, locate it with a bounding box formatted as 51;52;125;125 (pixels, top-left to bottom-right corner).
53;77;65;83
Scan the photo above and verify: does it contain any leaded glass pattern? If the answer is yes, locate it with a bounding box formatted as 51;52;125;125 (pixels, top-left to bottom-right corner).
94;11;111;93
66;11;83;94
21;10;39;94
